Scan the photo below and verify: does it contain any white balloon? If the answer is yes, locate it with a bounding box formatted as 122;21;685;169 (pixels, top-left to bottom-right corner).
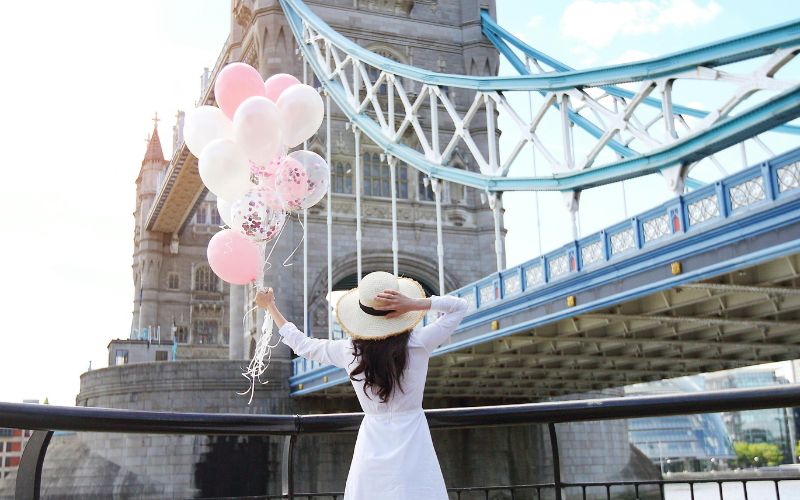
184;106;233;157
276;84;324;148
233;96;283;165
216;197;235;227
198;139;254;201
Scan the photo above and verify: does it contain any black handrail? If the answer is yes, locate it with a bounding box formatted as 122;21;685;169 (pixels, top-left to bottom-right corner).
3;385;800;499
4;385;800;434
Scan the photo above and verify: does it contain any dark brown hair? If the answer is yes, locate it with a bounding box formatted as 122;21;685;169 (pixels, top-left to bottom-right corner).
349;331;411;402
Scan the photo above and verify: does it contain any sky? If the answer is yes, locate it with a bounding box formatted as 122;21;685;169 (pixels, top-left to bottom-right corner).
0;0;797;406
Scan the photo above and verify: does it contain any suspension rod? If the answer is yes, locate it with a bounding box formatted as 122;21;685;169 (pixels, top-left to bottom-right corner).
434;179;445;294
354;126;362;282
389;156;399;276
326;93;333;339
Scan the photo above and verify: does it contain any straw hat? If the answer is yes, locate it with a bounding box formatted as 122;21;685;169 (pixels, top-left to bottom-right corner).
335;271;426;340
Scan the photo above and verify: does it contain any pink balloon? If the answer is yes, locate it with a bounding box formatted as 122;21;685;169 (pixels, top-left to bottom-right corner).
274;157;309;210
249;156;283;177
214;63;267;120
264;73;301;102
264;156;283;176
207;229;261;285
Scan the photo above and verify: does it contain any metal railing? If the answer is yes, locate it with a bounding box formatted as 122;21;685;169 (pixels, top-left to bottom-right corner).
452;149;800;315
2;385;800;499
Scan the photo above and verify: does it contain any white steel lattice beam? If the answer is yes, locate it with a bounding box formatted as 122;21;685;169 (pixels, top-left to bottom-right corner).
282;0;800;196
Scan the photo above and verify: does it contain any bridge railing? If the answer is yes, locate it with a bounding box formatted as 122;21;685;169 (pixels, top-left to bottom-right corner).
3;386;800;499
448;149;800;313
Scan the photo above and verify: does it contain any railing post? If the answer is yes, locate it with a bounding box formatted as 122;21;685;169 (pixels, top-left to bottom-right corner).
548;423;563;500
282;434;298;499
15;430;53;500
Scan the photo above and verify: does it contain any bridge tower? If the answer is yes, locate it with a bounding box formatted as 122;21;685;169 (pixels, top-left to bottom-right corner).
131;115;230;353
223;0;503;359
131;117;169;339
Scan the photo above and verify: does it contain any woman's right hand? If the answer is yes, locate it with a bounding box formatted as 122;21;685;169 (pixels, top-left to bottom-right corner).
256;287;275;309
375;289;430;318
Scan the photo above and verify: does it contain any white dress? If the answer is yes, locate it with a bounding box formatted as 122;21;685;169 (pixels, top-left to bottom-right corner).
278;295;469;500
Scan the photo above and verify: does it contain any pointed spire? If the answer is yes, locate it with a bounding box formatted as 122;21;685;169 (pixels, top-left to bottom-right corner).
143;112;165;163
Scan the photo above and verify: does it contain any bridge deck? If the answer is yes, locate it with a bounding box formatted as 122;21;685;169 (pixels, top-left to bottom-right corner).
291;147;800;399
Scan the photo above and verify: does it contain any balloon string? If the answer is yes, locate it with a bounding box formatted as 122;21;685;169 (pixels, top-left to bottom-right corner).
282;213;305;267
237;311;281;405
262;211;289;275
237;213;304;404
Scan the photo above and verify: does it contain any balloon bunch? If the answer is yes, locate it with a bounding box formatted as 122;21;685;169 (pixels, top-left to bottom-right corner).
184;63;329;286
184;63;330;403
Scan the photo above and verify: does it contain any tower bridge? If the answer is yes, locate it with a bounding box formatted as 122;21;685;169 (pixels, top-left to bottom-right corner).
141;0;800;401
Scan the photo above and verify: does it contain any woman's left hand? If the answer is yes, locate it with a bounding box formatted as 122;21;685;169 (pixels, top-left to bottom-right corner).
256;288;275;309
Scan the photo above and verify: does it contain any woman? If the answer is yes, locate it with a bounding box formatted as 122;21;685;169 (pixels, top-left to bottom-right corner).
256;270;468;500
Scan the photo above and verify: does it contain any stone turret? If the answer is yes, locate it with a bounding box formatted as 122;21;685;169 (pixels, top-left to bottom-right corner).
131;115;168;339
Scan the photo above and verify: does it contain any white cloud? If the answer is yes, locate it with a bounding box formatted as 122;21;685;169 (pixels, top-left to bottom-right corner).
560;0;721;49
528;15;544;28
611;49;651;64
571;45;599;66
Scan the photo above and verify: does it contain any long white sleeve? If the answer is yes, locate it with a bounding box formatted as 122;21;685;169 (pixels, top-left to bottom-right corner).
414;295;469;353
279;323;354;369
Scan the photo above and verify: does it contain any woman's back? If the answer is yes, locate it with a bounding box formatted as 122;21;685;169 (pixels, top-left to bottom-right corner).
346;328;432;414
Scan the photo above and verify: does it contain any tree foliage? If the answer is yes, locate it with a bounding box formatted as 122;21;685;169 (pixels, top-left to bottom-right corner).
734;441;782;467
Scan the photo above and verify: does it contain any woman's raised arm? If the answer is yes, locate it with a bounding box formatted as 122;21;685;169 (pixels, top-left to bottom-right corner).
256;288;354;369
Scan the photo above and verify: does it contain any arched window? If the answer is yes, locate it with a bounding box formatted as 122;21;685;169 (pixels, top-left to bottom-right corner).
194;265;219;292
333;272;435;297
195;204;207;224
210;208;221;226
362;153;408;198
396;163;409;199
333;162;352;194
366;47;404;96
167;273;180;290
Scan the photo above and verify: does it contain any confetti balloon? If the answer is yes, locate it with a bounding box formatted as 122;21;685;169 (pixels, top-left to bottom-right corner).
274;156;309;211
288;150;330;209
231;185;287;242
263;181;285;211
